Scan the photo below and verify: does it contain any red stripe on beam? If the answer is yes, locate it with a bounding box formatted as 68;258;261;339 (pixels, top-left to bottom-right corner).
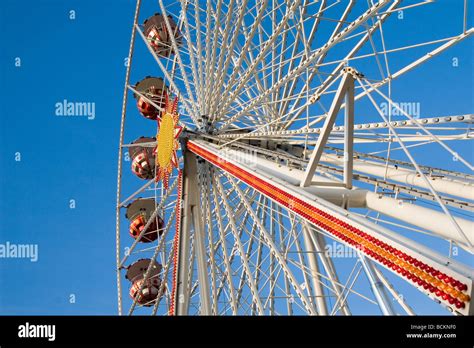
187;141;471;311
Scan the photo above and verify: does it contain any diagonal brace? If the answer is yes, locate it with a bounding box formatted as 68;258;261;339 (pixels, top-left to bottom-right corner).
301;68;357;188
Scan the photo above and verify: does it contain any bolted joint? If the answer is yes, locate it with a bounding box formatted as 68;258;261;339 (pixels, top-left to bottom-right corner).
342;66;364;78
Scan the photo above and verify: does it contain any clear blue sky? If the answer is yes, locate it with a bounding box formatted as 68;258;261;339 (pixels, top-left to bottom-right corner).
0;0;472;315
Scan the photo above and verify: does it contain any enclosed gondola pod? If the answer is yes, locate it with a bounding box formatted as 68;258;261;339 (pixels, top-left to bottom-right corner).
133;76;168;120
126;259;163;306
130;137;156;180
143;13;181;57
125;198;164;243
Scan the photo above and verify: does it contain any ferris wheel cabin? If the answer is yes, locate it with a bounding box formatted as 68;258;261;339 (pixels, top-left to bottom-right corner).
143;13;181;57
126;259;163;307
130;136;156;180
125;198;164;243
133;76;168;120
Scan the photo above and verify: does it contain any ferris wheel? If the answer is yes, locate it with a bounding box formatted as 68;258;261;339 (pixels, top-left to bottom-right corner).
115;0;474;316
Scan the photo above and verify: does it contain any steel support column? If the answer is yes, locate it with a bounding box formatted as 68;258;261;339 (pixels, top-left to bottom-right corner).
359;255;396;315
176;152;212;315
302;227;329;315
344;76;354;189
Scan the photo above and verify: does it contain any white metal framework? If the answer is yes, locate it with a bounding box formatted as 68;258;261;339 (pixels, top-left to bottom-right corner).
116;0;474;316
